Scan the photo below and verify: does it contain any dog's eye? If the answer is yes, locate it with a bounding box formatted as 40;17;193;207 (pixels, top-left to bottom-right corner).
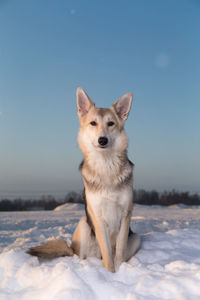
90;121;97;126
107;121;114;127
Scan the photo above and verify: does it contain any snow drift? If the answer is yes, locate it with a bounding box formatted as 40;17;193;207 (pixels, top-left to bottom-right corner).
0;204;200;299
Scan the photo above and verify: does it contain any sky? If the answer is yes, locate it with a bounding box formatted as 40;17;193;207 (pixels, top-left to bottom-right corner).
0;0;200;198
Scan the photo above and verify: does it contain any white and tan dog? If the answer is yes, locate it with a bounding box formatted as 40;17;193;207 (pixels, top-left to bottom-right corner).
28;88;140;272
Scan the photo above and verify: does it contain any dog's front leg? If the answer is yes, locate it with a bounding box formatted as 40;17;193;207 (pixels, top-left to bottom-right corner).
93;217;114;272
115;213;131;271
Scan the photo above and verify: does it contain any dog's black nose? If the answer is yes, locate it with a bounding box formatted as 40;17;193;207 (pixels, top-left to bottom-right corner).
98;136;108;146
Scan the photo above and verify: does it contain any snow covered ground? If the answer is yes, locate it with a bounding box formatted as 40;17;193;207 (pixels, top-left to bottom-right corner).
0;204;200;299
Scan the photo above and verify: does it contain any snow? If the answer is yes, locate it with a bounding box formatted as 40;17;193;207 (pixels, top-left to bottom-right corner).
1;204;200;299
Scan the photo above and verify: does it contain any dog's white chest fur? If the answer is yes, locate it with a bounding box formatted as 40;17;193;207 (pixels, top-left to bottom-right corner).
86;187;132;237
83;150;133;241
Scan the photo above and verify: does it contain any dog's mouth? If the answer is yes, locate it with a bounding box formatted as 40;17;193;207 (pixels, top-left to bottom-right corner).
96;143;110;150
98;145;108;149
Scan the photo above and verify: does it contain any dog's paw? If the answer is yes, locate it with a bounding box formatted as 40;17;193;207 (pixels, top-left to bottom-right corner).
104;261;115;273
114;256;123;272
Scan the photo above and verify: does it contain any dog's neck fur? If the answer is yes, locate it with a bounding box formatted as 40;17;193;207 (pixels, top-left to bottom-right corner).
80;148;133;191
85;149;128;174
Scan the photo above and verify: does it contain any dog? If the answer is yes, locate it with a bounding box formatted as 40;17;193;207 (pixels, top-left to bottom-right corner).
27;88;141;272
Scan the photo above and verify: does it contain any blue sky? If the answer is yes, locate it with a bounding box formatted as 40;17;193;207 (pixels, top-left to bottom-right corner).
0;0;200;198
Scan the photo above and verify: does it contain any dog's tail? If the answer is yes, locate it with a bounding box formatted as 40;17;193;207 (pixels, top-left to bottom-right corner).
27;239;74;259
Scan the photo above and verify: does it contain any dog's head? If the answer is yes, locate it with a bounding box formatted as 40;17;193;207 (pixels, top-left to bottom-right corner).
76;88;133;154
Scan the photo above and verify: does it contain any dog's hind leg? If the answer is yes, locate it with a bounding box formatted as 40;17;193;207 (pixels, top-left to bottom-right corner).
27;216;100;260
71;216;101;259
125;232;141;261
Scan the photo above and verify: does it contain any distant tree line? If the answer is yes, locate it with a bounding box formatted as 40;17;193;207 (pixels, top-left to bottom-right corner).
134;190;200;206
0;192;83;211
0;190;199;211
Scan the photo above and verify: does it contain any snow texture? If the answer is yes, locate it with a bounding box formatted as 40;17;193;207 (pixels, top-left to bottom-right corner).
1;204;200;299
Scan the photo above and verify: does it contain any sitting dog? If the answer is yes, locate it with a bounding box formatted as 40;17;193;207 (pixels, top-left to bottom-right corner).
27;88;140;272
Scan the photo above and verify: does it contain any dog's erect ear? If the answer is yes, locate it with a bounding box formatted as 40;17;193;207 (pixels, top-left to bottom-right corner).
76;88;94;118
111;93;133;121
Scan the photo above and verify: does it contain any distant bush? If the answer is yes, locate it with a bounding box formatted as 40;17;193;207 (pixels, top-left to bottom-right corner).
0;190;199;211
64;192;83;204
